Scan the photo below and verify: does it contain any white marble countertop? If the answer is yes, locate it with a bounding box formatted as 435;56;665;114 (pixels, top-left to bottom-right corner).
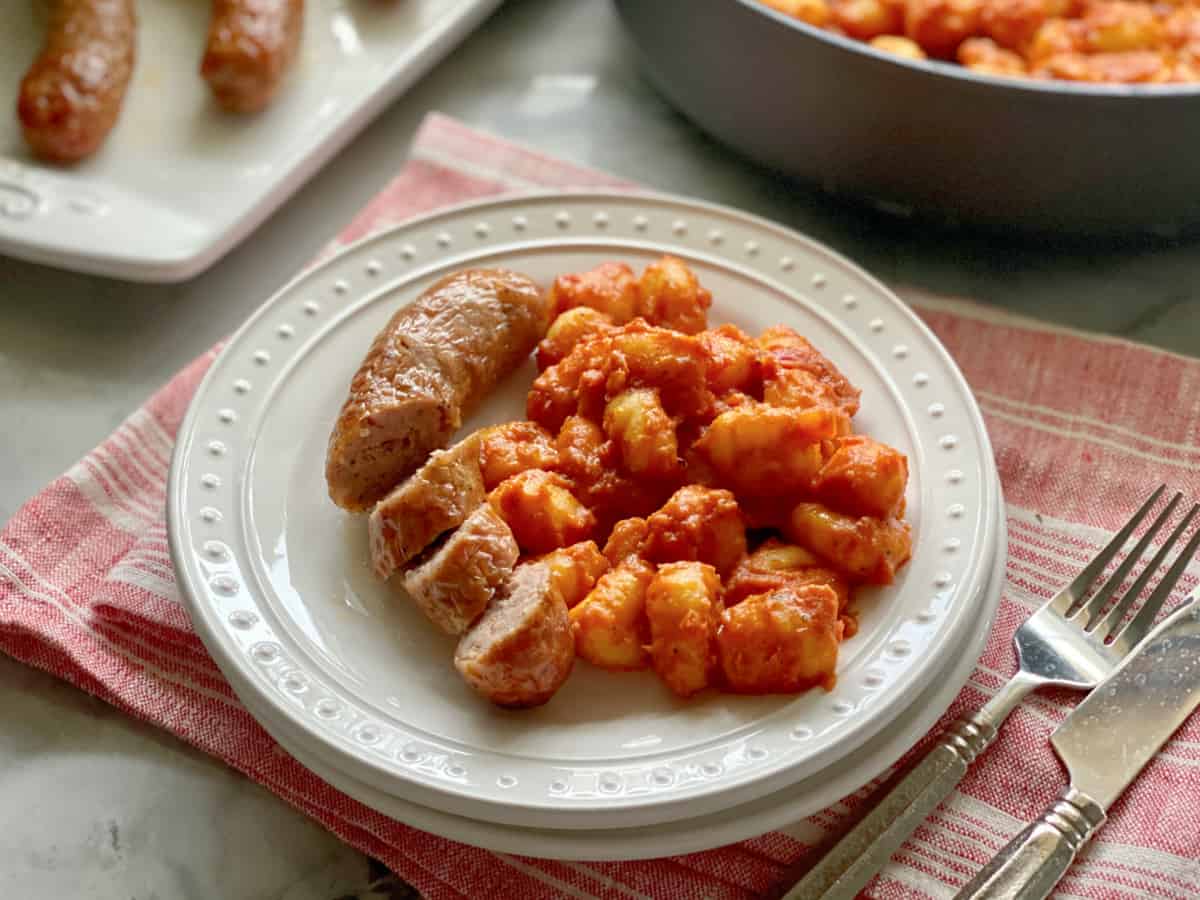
2;1;1199;897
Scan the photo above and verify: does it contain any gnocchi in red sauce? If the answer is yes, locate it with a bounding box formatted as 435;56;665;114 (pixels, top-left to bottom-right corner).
477;256;912;699
761;0;1200;83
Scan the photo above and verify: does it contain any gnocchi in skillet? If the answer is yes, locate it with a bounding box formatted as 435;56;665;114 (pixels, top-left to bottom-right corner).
761;0;1200;83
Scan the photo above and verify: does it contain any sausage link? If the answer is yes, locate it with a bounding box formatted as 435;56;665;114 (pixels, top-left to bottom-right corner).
326;269;550;512
18;0;137;163
201;0;305;113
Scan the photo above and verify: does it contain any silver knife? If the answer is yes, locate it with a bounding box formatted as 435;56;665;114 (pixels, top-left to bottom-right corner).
955;598;1200;900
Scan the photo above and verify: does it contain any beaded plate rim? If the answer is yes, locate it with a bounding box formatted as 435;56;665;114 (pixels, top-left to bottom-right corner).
168;190;1001;829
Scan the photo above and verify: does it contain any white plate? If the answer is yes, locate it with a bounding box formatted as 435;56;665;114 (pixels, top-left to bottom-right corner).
168;192;1000;830
235;499;1006;860
0;0;499;281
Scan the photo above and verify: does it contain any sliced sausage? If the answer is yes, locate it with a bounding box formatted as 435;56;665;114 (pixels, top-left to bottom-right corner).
454;562;574;708
368;432;486;580
201;0;305;113
18;0;137;163
401;505;519;636
326;269;549;511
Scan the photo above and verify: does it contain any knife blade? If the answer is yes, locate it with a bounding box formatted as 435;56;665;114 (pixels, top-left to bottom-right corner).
957;597;1200;900
1052;598;1200;809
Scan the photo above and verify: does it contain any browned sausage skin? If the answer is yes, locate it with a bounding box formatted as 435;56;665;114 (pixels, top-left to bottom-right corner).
18;0;137;163
202;0;305;113
326;269;550;512
368;433;487;580
402;504;519;636
455;562;575;708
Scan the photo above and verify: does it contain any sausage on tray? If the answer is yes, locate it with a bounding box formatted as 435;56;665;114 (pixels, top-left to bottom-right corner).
326;269;550;512
18;0;137;163
455;562;575;708
201;0;305;113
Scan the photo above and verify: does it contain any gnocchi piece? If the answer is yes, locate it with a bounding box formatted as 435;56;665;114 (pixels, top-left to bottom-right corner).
697;325;762;395
1171;59;1200;82
834;0;905;39
761;0;834;26
1034;49;1170;81
570;560;656;669
643;485;747;577
1165;7;1200;47
636;255;712;335
556;415;609;486
871;34;930;56
695;402;841;496
785;502;913;584
724;539;851;609
603;517;650;566
1077;1;1164;52
979;0;1062;50
550;261;640;323
813;435;909;519
903;0;985;56
539;541;610;609
537;306;615;371
957;35;1029;73
758;325;861;417
762;366;849;427
608;321;714;420
478;421;560;491
603;388;681;479
489;469;596;554
1027;18;1086;59
577;368;615;424
745;539;825;570
556;415;672;535
717;584;841;693
527;332;614;433
645;562;723;697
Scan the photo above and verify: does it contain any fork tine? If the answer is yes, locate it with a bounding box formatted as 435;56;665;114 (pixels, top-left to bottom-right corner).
1112;505;1200;651
1058;484;1166;614
1095;503;1198;642
1079;492;1183;629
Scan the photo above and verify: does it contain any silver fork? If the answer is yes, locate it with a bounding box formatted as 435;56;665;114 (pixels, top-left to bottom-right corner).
787;485;1200;900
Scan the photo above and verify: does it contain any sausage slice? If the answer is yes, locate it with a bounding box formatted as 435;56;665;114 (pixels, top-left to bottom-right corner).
368;432;486;580
401;504;519;636
326;269;549;511
454;562;574;708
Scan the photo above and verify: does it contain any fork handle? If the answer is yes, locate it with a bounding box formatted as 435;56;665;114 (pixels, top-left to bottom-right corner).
782;710;998;899
783;671;1042;900
953;787;1106;900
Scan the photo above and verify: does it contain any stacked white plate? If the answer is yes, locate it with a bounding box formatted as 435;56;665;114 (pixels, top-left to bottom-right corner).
168;193;1006;860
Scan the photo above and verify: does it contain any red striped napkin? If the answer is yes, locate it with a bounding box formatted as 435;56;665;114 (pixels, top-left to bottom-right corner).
4;113;1200;900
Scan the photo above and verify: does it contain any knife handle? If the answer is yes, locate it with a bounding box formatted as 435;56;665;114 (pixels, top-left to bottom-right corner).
783;672;1041;900
954;787;1106;900
781;710;998;899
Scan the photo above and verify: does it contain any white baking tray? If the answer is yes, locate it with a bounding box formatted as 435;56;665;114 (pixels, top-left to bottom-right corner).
0;0;500;282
